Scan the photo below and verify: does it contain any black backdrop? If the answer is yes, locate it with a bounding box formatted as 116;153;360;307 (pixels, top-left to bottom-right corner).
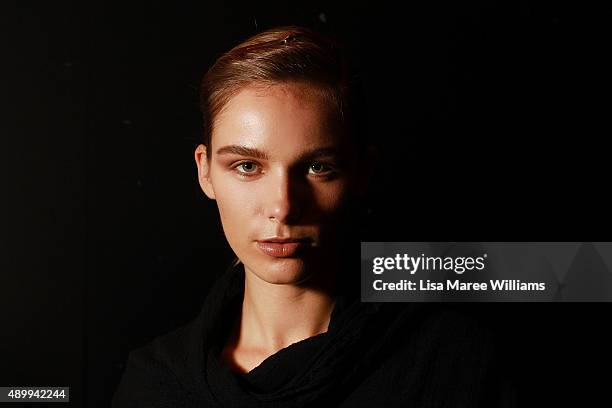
2;1;610;407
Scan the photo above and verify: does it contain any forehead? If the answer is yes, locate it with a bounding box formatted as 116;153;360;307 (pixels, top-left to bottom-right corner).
211;82;345;155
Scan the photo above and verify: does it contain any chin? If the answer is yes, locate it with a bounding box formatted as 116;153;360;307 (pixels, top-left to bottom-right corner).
251;258;313;285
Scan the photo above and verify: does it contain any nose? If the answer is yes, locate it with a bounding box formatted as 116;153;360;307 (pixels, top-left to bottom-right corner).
265;170;303;225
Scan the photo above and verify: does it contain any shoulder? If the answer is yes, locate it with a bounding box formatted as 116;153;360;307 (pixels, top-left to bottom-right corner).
345;304;514;407
111;268;242;407
387;303;499;366
399;304;513;405
111;321;203;408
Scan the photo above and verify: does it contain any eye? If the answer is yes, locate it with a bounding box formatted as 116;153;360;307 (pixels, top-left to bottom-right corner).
308;161;336;176
233;161;260;176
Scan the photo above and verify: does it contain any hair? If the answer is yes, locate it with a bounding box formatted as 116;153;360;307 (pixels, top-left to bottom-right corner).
198;25;365;160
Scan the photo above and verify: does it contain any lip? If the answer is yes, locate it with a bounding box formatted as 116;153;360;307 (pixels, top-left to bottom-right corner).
259;237;310;243
256;237;310;258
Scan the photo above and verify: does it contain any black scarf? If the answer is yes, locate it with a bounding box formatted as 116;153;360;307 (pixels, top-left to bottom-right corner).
113;263;511;407
204;265;412;407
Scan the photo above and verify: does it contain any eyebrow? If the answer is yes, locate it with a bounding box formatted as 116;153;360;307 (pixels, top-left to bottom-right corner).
216;145;269;160
215;145;343;161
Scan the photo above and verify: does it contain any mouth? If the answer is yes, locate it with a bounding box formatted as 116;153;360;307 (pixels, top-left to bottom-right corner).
255;237;311;258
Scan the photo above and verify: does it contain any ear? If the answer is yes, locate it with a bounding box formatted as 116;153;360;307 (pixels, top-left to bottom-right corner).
194;144;216;200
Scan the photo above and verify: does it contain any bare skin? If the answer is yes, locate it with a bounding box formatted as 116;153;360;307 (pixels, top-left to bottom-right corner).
195;81;366;373
222;269;337;373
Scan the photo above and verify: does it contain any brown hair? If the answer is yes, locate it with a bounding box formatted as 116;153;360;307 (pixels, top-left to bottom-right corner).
199;25;363;160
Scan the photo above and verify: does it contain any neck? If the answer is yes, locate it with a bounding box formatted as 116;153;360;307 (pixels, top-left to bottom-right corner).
237;265;337;355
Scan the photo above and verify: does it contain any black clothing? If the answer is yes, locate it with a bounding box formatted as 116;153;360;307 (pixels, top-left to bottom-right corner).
112;265;512;407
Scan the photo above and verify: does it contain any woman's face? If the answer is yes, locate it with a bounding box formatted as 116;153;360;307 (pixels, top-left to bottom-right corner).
195;81;360;285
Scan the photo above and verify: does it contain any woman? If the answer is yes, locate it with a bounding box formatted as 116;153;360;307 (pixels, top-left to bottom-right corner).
112;26;512;407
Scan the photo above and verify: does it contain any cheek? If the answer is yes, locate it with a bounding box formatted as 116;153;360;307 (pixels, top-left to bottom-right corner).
311;180;351;214
212;176;259;233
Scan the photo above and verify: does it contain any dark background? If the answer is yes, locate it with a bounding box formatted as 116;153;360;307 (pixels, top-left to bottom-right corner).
2;1;610;407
